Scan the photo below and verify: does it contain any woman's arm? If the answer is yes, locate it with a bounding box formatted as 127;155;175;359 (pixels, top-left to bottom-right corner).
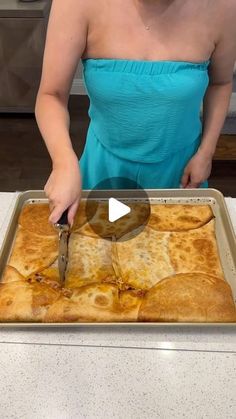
35;0;89;224
200;81;232;158
181;9;236;188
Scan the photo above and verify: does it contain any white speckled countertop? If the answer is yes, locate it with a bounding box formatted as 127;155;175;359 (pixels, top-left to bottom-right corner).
0;192;236;419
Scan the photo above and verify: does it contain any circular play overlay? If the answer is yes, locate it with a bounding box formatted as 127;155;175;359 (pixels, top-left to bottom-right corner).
85;177;150;242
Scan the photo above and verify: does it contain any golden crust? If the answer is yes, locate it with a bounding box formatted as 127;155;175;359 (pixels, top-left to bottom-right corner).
115;226;174;290
0;281;60;322
1;265;26;283
75;222;101;239
8;227;58;277
71;200;98;232
138;273;236;323
45;283;142;323
65;233;116;289
148;204;213;231
19;204;57;236
119;289;144;320
76;201;150;239
168;219;224;278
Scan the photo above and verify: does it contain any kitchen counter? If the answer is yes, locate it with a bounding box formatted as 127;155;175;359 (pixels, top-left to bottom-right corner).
0;192;235;419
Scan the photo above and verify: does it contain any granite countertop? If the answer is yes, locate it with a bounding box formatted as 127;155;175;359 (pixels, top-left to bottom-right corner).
0;192;235;418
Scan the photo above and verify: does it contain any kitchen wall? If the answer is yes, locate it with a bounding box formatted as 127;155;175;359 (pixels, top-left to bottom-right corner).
75;65;82;78
72;62;85;94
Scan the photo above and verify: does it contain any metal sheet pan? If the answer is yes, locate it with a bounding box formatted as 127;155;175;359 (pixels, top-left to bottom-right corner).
0;188;235;328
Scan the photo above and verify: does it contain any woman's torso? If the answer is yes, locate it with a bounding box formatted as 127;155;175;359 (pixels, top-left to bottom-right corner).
81;0;220;163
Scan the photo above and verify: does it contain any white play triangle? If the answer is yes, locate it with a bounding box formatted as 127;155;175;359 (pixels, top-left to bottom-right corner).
108;198;131;223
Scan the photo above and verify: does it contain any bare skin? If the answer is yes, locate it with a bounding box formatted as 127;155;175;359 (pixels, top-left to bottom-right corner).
35;0;236;224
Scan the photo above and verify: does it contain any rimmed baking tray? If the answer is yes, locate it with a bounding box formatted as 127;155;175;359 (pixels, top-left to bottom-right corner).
0;188;235;327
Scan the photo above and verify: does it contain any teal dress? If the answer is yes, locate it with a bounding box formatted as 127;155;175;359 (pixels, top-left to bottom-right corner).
80;59;210;189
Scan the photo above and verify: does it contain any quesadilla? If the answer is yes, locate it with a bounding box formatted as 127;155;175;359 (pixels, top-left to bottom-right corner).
19;204;56;236
8;227;58;277
0;280;60;322
115;226;174;290
45;283;142;323
65;233;116;289
168;219;224;278
76;201;150;239
138;273;236;322
2;265;26;283
0;201;234;324
71;200;98;232
148;204;213;231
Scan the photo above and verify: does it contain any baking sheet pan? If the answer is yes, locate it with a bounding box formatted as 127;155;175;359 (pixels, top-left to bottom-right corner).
0;188;235;327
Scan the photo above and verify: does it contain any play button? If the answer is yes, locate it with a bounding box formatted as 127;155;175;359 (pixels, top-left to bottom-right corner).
109;198;131;222
84;177;150;241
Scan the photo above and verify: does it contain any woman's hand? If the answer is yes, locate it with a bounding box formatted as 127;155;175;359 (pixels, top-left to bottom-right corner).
45;153;82;226
181;149;213;189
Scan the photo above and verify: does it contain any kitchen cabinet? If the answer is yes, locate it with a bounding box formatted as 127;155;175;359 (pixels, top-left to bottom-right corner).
0;0;51;112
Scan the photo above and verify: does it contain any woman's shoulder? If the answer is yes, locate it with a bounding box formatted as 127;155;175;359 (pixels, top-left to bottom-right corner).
203;0;236;43
212;0;236;26
219;0;236;41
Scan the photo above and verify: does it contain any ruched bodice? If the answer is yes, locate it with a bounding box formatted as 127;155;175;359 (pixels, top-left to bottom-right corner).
82;58;209;163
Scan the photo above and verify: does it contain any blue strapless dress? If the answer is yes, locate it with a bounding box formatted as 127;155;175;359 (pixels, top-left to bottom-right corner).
80;58;209;189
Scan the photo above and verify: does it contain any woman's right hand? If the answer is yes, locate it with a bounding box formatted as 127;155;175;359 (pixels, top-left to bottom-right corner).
44;152;82;226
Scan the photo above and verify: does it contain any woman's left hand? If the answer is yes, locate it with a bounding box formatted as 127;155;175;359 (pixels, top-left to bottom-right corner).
181;149;213;188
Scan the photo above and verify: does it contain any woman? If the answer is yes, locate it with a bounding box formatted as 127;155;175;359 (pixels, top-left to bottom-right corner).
35;0;236;225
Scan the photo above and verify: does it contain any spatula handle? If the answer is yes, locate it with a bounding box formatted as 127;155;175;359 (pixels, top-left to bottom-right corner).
57;209;69;226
